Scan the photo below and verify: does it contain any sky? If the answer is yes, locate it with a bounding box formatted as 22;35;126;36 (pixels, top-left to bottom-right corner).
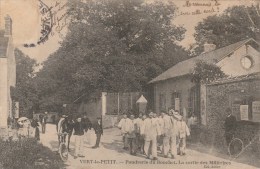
0;0;257;64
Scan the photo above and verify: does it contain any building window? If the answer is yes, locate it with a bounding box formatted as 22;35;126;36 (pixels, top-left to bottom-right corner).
189;86;200;117
171;92;181;112
159;93;166;111
241;56;253;69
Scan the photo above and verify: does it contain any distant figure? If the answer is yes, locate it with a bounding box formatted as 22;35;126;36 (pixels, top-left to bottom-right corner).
40;112;48;133
92;117;103;149
187;113;197;141
31;117;40;141
224;108;237;145
187;113;197;130
51;115;56;124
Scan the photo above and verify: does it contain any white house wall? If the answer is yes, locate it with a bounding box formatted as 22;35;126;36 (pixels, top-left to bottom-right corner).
7;37;16;119
7;37;16;88
0;58;8;127
217;45;260;76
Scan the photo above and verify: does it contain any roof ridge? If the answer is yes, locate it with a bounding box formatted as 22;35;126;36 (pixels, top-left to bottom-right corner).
172;38;254;66
149;38;258;84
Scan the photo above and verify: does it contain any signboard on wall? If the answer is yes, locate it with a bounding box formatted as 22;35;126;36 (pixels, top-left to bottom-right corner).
252;101;260;122
240;105;249;121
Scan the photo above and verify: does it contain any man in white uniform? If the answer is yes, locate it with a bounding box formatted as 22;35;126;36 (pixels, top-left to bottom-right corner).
176;115;190;155
141;112;160;160
118;114;130;150
161;110;172;158
168;109;180;159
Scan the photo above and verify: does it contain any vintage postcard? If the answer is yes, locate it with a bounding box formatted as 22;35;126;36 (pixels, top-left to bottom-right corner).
0;0;259;169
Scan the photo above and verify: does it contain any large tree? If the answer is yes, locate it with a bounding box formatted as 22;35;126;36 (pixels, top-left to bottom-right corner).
36;0;189;110
191;60;227;84
194;4;260;55
11;49;39;117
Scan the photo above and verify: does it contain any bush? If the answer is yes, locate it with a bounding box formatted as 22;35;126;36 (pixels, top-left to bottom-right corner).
0;138;64;169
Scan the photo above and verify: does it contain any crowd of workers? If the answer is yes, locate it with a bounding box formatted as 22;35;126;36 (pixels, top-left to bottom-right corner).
118;109;191;160
13;107;200;161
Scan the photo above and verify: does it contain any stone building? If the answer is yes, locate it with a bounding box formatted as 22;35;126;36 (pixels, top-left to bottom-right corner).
202;73;260;148
0;15;16;127
149;38;260;125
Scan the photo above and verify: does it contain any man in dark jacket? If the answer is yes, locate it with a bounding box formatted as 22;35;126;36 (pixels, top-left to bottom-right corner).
92;117;103;149
224;108;237;145
31;117;40;141
73;116;85;158
40;112;48;134
82;115;92;131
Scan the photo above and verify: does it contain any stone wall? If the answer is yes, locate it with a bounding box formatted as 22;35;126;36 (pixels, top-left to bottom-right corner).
205;79;260;148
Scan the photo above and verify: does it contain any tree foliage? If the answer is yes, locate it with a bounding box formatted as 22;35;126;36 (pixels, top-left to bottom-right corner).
194;4;260;55
12;49;39;117
191;60;227;84
36;0;189;111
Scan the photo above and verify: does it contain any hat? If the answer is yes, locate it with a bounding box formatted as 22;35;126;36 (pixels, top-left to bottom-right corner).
169;109;175;114
172;110;182;120
148;112;153;115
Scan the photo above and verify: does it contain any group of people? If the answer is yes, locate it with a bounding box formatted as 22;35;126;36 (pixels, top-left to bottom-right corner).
13;114;46;141
118;109;190;160
56;114;103;159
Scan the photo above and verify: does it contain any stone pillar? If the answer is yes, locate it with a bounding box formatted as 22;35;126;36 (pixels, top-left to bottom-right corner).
101;92;107;116
4;15;12;37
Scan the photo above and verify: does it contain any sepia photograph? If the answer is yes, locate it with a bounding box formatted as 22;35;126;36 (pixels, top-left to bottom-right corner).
0;0;259;168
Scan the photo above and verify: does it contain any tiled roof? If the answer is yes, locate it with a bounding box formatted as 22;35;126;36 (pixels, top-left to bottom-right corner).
0;30;9;58
207;72;260;85
149;38;259;84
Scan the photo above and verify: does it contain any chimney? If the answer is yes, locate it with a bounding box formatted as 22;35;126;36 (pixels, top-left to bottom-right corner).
4;15;12;37
204;43;216;53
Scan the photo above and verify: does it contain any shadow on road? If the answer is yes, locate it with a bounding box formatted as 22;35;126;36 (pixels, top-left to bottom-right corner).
102;140;129;154
187;142;260;168
102;139;152;160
